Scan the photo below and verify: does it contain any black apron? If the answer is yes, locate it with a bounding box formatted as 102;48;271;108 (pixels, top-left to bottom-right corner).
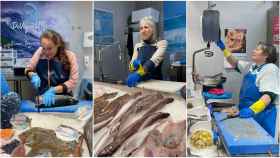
137;42;163;80
36;58;70;95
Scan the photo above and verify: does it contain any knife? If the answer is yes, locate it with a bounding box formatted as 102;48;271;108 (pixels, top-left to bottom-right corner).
220;114;239;122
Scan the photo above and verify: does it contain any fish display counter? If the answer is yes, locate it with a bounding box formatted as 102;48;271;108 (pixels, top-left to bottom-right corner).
93;81;186;157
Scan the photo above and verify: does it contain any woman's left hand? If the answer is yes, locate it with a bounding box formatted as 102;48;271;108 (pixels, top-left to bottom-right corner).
42;87;56;106
126;72;141;87
239;108;254;118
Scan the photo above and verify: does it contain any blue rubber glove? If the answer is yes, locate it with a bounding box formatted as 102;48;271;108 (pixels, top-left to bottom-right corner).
129;59;141;72
0;72;10;96
42;87;56;106
216;39;226;50
31;73;41;89
126;72;141;87
133;59;141;70
239;108;255;118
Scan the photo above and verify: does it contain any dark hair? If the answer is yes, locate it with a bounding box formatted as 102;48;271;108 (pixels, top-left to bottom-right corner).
257;42;279;66
40;29;70;71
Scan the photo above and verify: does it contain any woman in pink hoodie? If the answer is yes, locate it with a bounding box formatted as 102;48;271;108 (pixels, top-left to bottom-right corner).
25;29;79;106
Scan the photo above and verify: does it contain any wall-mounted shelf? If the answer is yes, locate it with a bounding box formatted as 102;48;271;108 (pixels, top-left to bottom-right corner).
1;49;16;74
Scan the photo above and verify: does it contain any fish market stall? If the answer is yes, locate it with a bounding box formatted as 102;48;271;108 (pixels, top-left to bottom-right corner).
187;85;279;157
93;81;186;157
1;106;92;157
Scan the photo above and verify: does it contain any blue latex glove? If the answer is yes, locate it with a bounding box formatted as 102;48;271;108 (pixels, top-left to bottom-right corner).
31;73;41;89
129;59;141;72
0;72;10;96
126;72;141;87
133;59;141;70
216;39;226;50
42;87;56;106
239;108;255;118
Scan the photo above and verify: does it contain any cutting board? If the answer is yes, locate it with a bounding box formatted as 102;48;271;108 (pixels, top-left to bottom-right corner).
137;80;185;93
213;112;279;156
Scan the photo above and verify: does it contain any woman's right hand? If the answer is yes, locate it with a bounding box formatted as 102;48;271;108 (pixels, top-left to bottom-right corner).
129;59;141;72
216;39;232;58
31;73;41;89
216;39;226;50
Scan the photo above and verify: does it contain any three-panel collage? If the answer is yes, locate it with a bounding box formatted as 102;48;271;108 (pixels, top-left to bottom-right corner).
0;0;279;157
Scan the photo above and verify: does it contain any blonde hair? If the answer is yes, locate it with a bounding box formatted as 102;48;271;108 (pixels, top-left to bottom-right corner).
139;16;157;42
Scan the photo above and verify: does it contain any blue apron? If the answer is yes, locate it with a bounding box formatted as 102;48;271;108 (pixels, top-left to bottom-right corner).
137;42;163;80
239;64;277;137
36;58;70;95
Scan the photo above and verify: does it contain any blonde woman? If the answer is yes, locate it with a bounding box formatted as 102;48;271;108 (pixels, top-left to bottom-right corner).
127;17;168;87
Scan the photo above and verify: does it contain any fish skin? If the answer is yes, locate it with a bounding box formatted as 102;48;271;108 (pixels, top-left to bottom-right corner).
96;112;170;156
